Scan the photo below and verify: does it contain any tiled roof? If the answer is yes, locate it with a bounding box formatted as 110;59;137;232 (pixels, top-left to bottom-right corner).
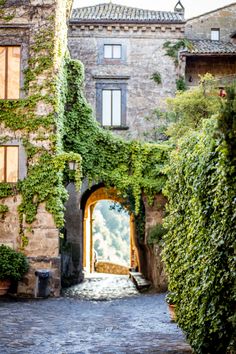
71;3;184;23
182;40;236;55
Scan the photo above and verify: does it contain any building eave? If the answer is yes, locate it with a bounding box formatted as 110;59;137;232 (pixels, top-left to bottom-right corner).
69;19;186;25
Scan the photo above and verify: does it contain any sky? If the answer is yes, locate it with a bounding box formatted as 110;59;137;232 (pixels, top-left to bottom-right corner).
73;0;235;19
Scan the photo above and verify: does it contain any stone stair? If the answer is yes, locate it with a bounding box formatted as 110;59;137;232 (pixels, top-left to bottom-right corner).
129;271;151;291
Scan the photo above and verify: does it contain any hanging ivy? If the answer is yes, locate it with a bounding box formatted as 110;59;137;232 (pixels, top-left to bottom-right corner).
63;58;170;217
162;86;236;353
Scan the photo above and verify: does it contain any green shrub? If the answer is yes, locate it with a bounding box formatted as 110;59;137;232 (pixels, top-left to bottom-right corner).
151;72;162;85
162;85;236;353
0;245;29;281
147;224;167;245
176;76;186;91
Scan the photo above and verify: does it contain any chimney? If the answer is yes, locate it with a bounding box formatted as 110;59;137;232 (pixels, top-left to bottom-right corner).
174;1;185;17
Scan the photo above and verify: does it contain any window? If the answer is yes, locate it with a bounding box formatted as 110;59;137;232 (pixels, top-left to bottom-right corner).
0;46;20;99
0;146;19;182
102;89;121;126
96;81;128;128
104;44;121;59
211;29;220;41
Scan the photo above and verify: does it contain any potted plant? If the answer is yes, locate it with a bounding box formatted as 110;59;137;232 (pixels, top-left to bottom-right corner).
0;244;29;295
166;292;177;322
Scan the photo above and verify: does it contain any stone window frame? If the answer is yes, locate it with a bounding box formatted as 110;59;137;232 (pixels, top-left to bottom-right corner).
97;38;127;65
0;139;27;182
0;34;29;99
96;78;129;130
211;28;220;41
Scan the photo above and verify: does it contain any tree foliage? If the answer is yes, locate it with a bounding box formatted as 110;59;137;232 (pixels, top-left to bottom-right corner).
166;75;221;140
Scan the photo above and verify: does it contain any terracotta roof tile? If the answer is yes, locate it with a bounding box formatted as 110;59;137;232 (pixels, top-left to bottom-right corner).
182;40;236;55
71;3;184;23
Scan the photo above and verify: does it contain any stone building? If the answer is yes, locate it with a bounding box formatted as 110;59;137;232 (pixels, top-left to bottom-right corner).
0;0;73;297
181;3;236;87
63;2;187;291
0;1;235;297
69;2;186;140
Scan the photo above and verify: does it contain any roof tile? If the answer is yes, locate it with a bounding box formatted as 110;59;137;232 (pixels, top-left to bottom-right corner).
183;40;236;55
71;3;184;23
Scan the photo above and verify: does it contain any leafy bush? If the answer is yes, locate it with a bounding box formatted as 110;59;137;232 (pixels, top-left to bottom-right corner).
162;86;236;353
147;224;167;245
166;74;221;140
176;76;186;91
151;72;162;85
0;245;29;281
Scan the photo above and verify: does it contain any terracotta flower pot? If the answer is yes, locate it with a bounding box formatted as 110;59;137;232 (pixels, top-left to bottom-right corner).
0;279;11;296
168;303;176;322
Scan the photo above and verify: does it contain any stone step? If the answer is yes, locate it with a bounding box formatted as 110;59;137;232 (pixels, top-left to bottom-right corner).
129;271;152;291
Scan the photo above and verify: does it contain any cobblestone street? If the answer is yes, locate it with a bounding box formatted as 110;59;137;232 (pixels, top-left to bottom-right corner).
0;275;192;354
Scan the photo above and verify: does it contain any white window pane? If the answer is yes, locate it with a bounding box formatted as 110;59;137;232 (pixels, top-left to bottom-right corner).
104;45;112;59
112;90;121;126
6;146;18;183
211;30;219;41
102;90;112;126
113;45;121;59
0;147;4;182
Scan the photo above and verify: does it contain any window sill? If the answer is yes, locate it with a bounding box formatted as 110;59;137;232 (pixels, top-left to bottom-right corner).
102;126;129;131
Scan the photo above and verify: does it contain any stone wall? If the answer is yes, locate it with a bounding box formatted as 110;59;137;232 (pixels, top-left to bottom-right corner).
0;0;72;297
95;261;129;275
186;3;236;42
139;193;168;292
68;24;184;140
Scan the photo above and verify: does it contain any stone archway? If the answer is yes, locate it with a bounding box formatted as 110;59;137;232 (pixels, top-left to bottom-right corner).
83;187;139;275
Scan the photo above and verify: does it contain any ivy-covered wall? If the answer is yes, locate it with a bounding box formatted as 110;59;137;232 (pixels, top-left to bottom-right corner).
62;58;170;287
0;0;82;297
162;87;236;353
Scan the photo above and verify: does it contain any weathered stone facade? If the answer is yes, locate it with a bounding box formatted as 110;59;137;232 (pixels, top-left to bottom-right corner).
185;3;236;42
69;4;185;139
182;3;236;87
0;0;72;297
1;1;235;297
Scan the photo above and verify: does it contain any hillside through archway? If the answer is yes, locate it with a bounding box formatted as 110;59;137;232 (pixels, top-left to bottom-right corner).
83;187;139;275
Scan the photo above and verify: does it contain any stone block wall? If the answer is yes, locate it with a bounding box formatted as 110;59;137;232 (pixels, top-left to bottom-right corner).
68;24;184;140
95;261;129;275
0;0;72;297
186;4;236;42
140;193;168;292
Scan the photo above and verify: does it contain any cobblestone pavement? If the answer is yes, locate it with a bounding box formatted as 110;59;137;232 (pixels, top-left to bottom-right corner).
0;275;192;354
63;274;139;300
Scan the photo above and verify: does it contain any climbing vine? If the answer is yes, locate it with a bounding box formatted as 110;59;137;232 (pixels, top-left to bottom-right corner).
162;86;236;353
163;39;193;66
63;59;170;218
0;7;81;246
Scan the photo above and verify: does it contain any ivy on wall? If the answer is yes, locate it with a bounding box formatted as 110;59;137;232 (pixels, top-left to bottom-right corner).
162;86;236;353
163;39;193;66
0;8;81;247
63;59;170;217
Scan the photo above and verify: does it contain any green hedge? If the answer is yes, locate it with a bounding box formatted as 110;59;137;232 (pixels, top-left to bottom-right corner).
163;88;236;353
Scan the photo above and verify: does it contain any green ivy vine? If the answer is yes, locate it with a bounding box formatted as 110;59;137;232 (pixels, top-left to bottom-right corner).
63;59;170;218
0;12;82;246
162;86;236;353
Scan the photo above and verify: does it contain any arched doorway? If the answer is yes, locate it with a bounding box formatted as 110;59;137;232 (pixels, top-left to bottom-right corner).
83;187;139;275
